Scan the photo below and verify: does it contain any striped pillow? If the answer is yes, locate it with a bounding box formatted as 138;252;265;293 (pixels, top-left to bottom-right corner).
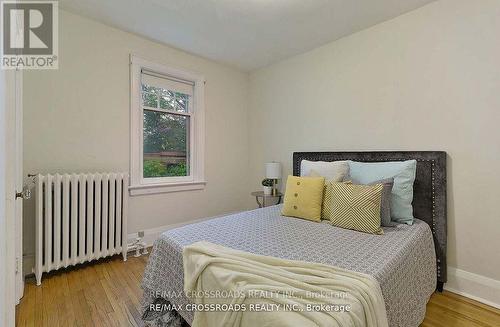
343;176;395;227
324;182;384;235
321;180;351;220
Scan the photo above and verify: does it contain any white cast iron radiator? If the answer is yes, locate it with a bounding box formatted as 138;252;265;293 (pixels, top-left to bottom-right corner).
34;173;128;285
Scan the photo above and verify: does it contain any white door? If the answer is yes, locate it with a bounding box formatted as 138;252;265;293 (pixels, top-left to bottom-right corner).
13;69;24;303
5;69;24;304
1;69;23;326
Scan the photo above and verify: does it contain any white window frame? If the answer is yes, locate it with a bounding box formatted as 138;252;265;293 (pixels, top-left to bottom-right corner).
129;55;205;196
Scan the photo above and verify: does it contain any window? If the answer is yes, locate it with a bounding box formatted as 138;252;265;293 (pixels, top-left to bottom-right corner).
141;71;191;179
130;56;205;195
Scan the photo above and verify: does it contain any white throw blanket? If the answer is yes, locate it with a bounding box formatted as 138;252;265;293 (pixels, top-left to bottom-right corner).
183;241;388;327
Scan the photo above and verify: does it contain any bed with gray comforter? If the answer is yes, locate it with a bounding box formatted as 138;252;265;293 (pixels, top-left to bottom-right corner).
142;204;436;327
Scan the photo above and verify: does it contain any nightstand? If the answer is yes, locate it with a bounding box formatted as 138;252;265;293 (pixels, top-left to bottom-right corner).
251;191;283;208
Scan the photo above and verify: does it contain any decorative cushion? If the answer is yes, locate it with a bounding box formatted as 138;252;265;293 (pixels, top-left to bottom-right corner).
348;160;417;225
344;176;396;227
321;180;351;220
281;175;325;222
301;160;349;182
325;182;384;234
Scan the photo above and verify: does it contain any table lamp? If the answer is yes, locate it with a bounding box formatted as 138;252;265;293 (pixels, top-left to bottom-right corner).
265;162;281;196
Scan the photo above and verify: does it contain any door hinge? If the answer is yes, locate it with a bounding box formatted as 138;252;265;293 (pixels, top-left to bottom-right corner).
15;257;19;274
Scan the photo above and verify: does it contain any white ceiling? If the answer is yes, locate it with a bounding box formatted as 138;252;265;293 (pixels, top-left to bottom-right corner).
60;0;435;71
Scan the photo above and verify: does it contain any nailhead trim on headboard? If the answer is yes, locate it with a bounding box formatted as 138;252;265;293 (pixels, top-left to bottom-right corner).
293;151;447;284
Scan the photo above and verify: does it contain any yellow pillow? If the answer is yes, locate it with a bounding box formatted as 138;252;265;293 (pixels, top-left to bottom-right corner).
322;180;351;220
326;182;384;234
281;175;325;222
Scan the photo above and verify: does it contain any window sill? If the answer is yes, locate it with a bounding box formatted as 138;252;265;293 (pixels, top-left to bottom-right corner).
129;181;206;196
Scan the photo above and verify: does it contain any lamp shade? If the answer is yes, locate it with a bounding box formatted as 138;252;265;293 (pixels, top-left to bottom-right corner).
265;162;281;179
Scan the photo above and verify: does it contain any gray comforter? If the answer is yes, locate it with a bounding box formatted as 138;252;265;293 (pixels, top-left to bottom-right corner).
142;205;436;327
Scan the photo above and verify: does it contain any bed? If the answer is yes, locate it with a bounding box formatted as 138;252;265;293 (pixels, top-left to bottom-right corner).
142;151;447;327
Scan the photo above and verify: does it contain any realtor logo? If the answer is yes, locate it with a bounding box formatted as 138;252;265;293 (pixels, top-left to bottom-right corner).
1;1;58;69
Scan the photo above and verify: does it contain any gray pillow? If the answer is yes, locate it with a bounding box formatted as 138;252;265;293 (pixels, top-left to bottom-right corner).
344;175;396;227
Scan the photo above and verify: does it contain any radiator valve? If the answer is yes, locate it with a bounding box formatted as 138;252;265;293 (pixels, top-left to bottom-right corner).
128;231;148;257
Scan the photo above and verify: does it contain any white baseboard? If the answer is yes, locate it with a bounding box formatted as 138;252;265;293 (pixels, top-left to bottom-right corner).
22;211;241;276
126;211;241;247
445;266;500;309
23;254;34;276
127;223;182;248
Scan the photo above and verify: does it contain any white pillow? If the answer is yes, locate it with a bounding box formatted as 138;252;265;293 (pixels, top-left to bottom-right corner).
300;160;349;182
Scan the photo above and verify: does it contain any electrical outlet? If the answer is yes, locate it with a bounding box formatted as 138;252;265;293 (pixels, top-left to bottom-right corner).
138;230;145;238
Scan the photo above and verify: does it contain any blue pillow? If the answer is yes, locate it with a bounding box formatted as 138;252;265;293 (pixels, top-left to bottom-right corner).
347;160;417;225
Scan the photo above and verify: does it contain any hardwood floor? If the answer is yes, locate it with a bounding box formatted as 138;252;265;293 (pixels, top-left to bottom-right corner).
16;254;500;327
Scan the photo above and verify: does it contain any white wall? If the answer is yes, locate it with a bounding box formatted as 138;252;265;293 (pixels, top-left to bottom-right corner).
22;10;253;264
249;0;500;304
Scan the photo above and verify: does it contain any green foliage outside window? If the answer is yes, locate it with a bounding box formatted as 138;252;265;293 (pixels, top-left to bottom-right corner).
143;159;167;177
143;111;187;154
143;159;187;178
165;162;187;176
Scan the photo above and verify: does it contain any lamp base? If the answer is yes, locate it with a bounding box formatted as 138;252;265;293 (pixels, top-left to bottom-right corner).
272;179;279;196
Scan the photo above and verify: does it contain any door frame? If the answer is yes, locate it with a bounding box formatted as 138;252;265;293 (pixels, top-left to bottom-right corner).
1;68;22;327
14;69;24;303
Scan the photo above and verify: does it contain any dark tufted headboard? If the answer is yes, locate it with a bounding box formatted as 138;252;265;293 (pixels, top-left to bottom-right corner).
293;151;447;290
